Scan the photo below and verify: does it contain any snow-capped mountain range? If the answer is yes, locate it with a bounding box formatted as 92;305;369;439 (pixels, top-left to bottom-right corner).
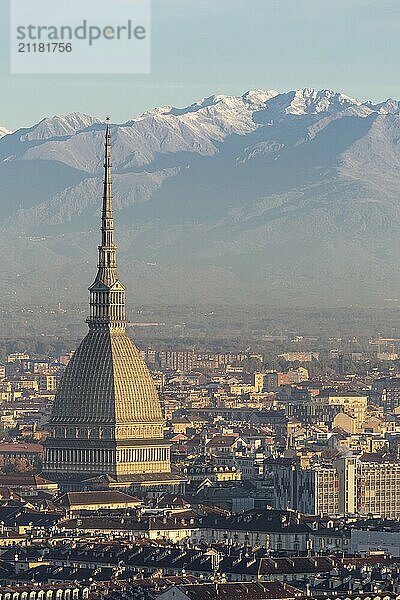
2;88;400;306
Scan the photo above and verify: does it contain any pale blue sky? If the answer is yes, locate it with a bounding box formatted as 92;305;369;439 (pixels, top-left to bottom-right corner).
1;0;400;129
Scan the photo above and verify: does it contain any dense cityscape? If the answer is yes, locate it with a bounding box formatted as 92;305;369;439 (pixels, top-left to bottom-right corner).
3;324;400;596
3;0;400;598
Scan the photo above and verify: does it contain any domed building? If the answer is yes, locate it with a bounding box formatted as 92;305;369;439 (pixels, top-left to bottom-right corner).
43;124;182;491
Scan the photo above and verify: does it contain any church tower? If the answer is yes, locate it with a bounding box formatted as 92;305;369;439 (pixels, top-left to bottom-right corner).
43;124;172;487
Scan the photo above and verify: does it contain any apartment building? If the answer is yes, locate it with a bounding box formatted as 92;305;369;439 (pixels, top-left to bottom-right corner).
270;455;400;518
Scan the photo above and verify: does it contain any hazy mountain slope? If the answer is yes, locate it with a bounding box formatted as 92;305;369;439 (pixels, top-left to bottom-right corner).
1;89;400;306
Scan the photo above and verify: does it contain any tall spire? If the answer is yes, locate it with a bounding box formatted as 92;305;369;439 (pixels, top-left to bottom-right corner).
87;122;126;331
98;121;117;285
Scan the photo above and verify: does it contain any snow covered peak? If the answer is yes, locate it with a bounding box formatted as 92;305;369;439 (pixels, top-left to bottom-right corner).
171;93;246;115
0;126;11;138
242;89;279;106
139;90;279;120
20;112;101;142
151;87;363;122
130;88;364;127
284;88;361;115
366;98;400;114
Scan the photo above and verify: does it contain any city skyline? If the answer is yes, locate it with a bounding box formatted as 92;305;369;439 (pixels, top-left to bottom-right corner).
2;2;400;597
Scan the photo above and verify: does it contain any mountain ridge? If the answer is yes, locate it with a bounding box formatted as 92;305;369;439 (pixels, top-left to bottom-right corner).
1;87;400;307
0;126;11;138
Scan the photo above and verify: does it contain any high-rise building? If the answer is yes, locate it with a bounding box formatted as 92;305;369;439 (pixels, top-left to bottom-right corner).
270;456;400;519
335;456;400;519
264;371;279;392
372;377;400;413
350;459;400;519
43;125;181;491
159;350;194;372
252;373;265;393
270;459;339;515
334;457;357;515
37;374;57;393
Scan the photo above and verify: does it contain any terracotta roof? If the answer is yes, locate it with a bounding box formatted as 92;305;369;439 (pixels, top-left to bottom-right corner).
56;490;141;508
169;582;301;600
0;474;56;487
0;442;43;453
206;435;239;448
359;452;384;462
